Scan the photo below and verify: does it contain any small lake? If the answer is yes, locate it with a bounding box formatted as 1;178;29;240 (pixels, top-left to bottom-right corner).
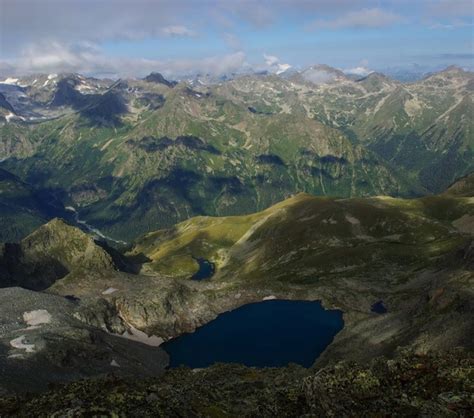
371;300;387;314
191;257;215;280
162;299;344;368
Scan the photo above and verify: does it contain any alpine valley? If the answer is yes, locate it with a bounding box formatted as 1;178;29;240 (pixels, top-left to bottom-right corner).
0;66;473;416
0;66;472;241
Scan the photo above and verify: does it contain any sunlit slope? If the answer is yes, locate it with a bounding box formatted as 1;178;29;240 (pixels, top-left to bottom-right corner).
131;191;473;282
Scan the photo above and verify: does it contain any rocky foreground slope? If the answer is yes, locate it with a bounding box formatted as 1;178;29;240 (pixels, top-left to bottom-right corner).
1;349;472;416
0;176;472;404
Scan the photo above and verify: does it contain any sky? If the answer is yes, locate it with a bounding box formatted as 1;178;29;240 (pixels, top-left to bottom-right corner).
0;0;472;77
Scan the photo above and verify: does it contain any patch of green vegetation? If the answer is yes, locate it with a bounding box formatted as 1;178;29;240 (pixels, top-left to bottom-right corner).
130;192;472;286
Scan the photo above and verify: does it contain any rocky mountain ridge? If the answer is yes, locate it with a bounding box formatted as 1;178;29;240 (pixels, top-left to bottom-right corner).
1;65;471;241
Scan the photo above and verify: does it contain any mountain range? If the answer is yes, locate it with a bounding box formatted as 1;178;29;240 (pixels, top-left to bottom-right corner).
0;64;472;242
0;63;472;413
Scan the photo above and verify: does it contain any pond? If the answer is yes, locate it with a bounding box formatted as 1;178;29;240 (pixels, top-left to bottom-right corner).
162;299;344;368
371;300;387;314
191;257;215;280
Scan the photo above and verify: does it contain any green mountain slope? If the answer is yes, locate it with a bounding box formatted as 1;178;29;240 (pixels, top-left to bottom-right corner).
0;168;67;241
0;67;471;241
42;189;472;362
0;83;415;241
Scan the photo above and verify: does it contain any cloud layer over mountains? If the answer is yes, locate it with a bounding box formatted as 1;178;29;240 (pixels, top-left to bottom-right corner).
0;0;472;77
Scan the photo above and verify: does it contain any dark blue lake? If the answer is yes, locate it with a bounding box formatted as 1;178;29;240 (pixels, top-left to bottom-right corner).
191;257;215;280
371;300;387;314
162;299;344;368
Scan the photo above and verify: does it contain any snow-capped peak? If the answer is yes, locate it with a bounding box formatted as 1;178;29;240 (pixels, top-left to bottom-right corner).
0;77;19;85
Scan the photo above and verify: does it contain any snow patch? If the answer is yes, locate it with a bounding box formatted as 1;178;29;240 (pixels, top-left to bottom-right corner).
4;113;25;123
5;112;15;122
23;309;52;329
10;336;35;353
345;214;360;225
110;359;121;367
263;295;277;300
7;353;25;359
0;77;19;85
102;287;118;295
120;325;164;347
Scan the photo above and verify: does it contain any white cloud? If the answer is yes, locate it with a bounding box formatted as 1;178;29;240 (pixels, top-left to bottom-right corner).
263;53;292;74
264;54;279;66
309;8;404;30
428;19;473;30
301;68;338;84
344;66;373;76
161;25;196;37
0;42;247;78
428;0;473;17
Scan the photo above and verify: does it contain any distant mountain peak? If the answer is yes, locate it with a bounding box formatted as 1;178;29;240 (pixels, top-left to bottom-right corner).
442;65;465;73
144;72;177;87
423;65;472;81
359;71;394;82
354;72;398;90
298;64;348;85
305;64;345;76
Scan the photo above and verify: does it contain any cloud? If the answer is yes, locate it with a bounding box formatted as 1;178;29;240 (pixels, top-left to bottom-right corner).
223;33;243;51
217;0;276;27
309;8;405;30
161;25;196;37
0;1;413;54
344;66;373;76
0;0;471;76
300;68;339;84
431;53;474;60
428;19;473;30
263;54;292;74
0;41;247;78
0;0;199;54
343;59;373;76
263;54;280;67
428;0;473;17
